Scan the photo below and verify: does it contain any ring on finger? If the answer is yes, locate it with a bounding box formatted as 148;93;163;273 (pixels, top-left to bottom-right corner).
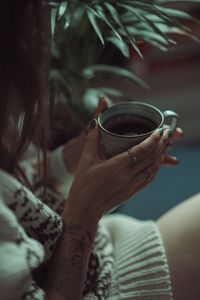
127;149;137;166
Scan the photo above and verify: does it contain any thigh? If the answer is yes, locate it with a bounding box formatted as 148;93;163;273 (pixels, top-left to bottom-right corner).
157;193;200;300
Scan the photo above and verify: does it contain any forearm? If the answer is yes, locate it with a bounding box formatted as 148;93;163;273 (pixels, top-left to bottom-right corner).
43;206;98;300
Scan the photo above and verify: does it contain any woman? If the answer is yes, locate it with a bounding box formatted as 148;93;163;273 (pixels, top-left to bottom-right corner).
0;1;199;300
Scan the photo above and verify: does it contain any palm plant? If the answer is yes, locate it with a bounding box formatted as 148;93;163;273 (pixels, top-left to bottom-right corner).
48;0;199;141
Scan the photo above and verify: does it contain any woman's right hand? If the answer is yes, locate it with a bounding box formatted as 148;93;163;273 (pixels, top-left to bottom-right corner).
64;122;170;223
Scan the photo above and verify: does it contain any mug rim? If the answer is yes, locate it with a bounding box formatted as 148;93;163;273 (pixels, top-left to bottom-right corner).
98;101;164;138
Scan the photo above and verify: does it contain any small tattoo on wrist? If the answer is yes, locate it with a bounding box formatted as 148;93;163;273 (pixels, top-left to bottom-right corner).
72;255;83;271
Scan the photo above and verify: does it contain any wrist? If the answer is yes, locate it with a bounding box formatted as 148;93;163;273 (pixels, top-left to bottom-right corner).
63;201;99;230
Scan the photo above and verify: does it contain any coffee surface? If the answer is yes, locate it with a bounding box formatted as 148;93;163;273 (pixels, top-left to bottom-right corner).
103;114;157;136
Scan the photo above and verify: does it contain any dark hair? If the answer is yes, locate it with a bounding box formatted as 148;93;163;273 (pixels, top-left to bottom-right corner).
0;1;51;182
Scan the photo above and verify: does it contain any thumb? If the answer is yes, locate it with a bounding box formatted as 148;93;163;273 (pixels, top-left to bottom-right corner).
84;119;102;161
84;98;109;134
93;97;109;119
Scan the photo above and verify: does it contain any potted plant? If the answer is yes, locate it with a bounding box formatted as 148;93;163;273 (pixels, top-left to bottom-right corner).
48;0;199;146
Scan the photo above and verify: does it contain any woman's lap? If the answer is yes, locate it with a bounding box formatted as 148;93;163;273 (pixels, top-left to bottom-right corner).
102;193;200;299
102;214;173;299
157;192;200;300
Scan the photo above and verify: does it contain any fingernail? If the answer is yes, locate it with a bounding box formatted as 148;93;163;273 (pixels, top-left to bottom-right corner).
177;127;184;136
98;96;108;106
99;96;112;107
174;157;179;164
90;118;97;129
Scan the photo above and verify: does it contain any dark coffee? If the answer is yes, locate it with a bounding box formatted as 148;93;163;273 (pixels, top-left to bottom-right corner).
103;114;157;136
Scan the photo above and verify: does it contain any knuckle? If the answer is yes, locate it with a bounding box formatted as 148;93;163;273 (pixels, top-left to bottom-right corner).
151;131;160;143
150;147;160;161
137;144;148;156
158;138;167;152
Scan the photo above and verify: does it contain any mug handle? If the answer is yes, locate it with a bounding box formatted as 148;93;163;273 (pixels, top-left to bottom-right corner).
163;110;180;135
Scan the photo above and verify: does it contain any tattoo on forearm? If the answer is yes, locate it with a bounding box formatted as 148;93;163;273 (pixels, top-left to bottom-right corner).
70;235;89;254
46;221;95;299
72;255;84;271
61;220;94;269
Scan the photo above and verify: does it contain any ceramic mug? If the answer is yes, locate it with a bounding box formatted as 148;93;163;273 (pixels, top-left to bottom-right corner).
98;101;179;158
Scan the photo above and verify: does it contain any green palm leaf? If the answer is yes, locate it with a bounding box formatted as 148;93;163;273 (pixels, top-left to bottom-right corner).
82;65;149;89
87;10;105;45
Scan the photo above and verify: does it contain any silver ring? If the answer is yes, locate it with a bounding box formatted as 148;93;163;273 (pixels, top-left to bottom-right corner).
143;169;151;183
127;149;137;165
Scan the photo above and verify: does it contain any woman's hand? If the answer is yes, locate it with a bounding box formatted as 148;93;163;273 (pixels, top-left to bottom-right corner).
62;98;109;174
64;124;172;223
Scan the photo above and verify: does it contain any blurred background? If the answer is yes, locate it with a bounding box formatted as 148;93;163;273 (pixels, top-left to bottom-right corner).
112;3;200;220
51;1;200;220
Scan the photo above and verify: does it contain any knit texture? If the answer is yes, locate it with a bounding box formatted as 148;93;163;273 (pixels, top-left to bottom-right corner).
0;144;174;299
102;214;173;299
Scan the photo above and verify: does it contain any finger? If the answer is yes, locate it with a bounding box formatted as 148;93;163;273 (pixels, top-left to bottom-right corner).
121;132;168;183
173;127;183;139
108;128;163;168
109;152;164;208
163;126;183;140
93;97;109;119
165;128;183;152
166;139;173;152
133;152;164;186
84;98;109;135
162;155;179;166
116;154;163;204
129;129;169;169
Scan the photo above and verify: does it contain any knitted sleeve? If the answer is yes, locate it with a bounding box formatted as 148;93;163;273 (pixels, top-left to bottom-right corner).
19;143;74;214
0;196;46;300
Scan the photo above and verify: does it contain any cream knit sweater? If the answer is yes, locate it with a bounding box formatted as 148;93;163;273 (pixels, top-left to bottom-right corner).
0;145;173;299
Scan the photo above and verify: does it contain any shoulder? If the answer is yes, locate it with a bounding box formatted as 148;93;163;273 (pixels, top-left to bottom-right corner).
0;168;43;213
0;169;45;252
